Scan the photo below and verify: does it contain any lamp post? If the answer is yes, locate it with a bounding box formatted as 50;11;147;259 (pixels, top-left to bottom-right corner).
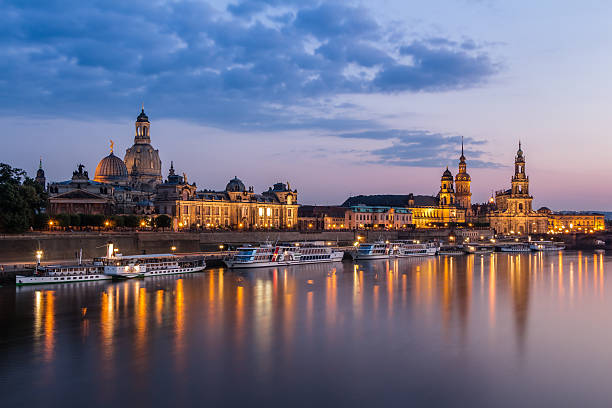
35;250;43;273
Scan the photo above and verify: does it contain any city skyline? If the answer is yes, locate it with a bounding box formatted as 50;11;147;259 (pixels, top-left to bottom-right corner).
2;0;611;210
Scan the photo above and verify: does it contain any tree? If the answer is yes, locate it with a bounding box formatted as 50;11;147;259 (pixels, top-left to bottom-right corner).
155;214;172;230
0;163;48;233
123;215;139;228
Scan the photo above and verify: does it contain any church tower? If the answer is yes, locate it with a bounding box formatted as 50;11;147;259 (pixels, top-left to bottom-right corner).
35;157;46;190
454;137;472;212
439;167;455;206
508;141;533;214
124;106;162;192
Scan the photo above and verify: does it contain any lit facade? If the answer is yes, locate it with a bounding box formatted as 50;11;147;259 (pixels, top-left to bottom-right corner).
155;169;298;229
487;143;548;234
344;205;412;230
547;212;605;233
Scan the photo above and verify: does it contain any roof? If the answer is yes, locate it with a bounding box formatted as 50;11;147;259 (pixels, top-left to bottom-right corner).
50;189;107;200
298;205;346;217
342;194;437;207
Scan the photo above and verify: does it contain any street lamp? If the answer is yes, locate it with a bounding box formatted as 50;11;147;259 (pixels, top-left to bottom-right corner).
35;250;43;273
171;245;177;252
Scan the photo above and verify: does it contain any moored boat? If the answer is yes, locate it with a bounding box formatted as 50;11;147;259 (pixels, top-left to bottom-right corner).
497;242;531;252
529;240;565;251
224;242;344;269
354;241;392;260
16;264;111;286
438;244;464;256
392;241;438;257
463;244;495;254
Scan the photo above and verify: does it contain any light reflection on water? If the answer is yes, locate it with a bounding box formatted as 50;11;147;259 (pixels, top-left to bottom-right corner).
1;252;611;406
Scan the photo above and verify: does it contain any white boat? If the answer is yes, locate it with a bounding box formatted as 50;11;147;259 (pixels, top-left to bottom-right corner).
529;241;565;251
95;253;206;278
354;241;392;260
464;244;495;254
392;241;438;257
16;264;111;286
438;244;464;256
497;242;531;252
224;243;344;269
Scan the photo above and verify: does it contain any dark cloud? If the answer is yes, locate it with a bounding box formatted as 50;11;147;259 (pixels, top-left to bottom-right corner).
0;0;499;132
336;130;502;168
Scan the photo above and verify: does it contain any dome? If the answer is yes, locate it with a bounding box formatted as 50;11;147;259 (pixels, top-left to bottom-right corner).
137;108;149;123
94;152;128;184
124;143;162;181
226;176;246;192
442;167;453;180
455;172;471;182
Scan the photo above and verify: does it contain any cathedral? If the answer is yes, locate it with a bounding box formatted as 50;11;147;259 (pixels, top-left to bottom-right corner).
48;108;163;215
486;142;548;234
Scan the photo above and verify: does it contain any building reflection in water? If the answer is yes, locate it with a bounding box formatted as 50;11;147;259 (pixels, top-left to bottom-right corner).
15;250;608;389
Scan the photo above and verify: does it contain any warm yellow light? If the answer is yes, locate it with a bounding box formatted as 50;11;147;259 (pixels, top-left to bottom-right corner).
219;245;224;250
140;220;146;227
104;221;110;226
48;220;54;226
178;222;183;227
239;223;243;228
171;246;177;251
353;242;359;246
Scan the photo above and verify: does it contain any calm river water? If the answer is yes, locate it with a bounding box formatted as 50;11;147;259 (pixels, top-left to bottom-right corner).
1;252;612;407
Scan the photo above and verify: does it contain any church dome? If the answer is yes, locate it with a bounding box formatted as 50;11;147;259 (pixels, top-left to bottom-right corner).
94;152;128;184
455;172;471;182
124;144;162;180
136;108;149;123
226;177;246;192
441;167;453;181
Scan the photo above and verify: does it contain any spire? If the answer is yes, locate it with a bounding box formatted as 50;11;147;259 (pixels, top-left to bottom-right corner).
39;156;42;170
110;139;114;154
461;136;464;156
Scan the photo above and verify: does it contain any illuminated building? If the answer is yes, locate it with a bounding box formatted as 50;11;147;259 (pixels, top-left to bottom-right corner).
123;108;163;192
487;142;548;234
542;210;605;233
298;206;348;230
344;205;412;230
155;167;298;230
454;138;472;214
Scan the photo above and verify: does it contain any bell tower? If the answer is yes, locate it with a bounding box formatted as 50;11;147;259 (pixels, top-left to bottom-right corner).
454;137;472;212
508;141;532;214
439;167;455;206
134;105;151;145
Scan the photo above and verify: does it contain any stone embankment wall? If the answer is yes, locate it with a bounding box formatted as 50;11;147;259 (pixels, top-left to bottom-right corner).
0;231;367;263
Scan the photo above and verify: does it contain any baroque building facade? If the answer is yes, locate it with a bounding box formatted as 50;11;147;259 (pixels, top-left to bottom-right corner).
487;143;548;234
155;166;299;230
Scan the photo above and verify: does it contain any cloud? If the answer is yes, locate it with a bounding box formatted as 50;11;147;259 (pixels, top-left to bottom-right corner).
0;0;499;132
336;129;502;168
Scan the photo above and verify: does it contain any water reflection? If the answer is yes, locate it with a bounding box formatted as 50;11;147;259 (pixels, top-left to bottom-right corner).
3;252;612;406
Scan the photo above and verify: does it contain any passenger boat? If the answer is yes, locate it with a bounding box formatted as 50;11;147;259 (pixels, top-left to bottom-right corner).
16;264;111;286
95;253;206;278
224;243;344;269
354;241;393;260
529;241;565;251
496;242;531;252
16;244;206;285
392;241;438;257
438;244;464;256
463;244;495;254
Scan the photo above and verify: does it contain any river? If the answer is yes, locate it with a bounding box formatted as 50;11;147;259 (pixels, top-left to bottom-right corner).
1;252;611;406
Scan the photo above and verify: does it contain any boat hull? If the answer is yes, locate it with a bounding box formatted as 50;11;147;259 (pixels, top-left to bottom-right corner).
225;256;342;269
16;273;112;286
143;265;207;276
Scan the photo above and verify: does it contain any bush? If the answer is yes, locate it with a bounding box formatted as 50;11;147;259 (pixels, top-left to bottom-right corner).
155;215;172;230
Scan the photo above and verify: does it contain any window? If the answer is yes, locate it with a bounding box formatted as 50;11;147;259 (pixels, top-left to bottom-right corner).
266;208;271;217
259;208;264;217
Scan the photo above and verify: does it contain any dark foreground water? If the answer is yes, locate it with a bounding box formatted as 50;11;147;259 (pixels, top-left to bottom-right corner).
1;252;611;407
